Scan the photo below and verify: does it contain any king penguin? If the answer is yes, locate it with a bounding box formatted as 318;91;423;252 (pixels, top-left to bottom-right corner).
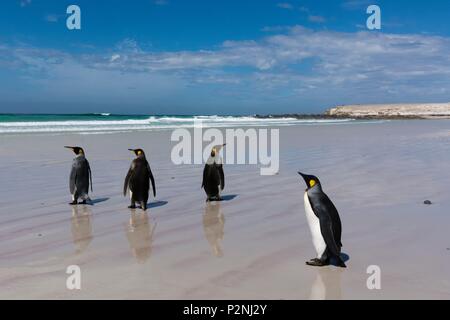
202;144;226;202
65;146;92;205
124;148;156;210
298;172;346;268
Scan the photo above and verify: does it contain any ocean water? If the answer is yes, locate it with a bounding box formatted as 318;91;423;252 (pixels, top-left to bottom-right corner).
0;114;358;134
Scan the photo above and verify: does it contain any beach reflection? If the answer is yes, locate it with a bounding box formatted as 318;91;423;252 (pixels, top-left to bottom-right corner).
203;202;225;257
309;267;343;300
125;210;156;264
71;205;93;254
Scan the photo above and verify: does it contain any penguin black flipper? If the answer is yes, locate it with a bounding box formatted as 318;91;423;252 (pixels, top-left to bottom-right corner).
147;161;156;197
69;166;77;195
317;210;340;257
308;195;341;257
310;192;343;248
218;164;225;190
325;194;342;247
202;164;209;189
87;159;93;192
124;166;133;196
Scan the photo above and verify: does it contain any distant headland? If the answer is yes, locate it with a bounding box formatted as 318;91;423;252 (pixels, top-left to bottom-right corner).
256;103;450;120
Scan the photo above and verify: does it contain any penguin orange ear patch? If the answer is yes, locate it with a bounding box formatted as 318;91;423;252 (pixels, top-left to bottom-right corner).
137;150;142;155
309;180;316;187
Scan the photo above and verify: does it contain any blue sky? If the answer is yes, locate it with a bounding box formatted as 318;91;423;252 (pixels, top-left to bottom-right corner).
1;0;450;114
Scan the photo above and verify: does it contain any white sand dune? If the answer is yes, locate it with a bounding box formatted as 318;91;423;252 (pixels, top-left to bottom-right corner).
327;103;450;118
0;120;450;299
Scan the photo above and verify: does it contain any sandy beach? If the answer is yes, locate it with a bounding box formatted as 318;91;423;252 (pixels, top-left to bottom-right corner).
1;120;450;299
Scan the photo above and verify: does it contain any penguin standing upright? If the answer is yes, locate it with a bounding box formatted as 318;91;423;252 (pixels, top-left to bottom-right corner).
124;148;156;210
202;144;226;202
65;146;92;205
298;172;346;268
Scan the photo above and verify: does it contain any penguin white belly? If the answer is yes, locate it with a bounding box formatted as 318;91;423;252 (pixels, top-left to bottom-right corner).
304;192;327;258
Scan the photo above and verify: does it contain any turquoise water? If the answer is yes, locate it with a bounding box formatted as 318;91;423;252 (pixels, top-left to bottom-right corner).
0;114;357;134
0;113;164;122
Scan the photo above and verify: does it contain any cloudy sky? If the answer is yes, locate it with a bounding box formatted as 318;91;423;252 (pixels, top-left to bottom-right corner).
1;0;450;114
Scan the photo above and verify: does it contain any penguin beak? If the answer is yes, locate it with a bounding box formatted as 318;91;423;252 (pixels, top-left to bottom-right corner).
298;172;309;186
65;146;78;155
128;149;135;152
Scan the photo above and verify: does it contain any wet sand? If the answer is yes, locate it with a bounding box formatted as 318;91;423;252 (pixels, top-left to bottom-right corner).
1;120;450;299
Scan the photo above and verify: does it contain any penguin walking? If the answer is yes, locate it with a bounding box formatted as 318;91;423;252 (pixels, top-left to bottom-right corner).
298;172;346;268
202;144;226;202
65;146;92;205
124;149;156;210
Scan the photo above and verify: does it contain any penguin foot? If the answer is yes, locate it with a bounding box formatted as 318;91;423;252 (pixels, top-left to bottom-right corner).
336;258;347;268
80;200;87;205
69;201;78;205
128;205;137;209
306;258;329;267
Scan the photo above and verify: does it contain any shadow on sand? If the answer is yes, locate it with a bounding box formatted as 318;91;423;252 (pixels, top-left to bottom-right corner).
219;194;238;202
341;252;350;262
328;252;350;267
86;197;109;205
147;200;168;209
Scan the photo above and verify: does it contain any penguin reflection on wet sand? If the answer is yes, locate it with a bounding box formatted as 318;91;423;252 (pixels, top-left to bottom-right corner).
203;201;225;257
71;205;93;254
202;144;226;202
298;172;346;268
126;210;156;264
65;146;92;205
124;149;156;210
309;268;344;300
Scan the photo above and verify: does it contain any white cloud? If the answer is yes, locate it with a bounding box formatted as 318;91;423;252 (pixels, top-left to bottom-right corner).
153;0;168;5
276;3;294;10
261;26;290;33
45;14;61;23
299;6;309;13
308;15;326;23
341;0;374;10
20;0;31;7
3;26;450;110
110;54;121;62
298;6;327;24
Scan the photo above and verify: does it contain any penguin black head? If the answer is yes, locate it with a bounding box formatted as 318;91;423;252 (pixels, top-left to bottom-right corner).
65;146;85;156
298;172;321;190
211;144;226;157
129;148;145;157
